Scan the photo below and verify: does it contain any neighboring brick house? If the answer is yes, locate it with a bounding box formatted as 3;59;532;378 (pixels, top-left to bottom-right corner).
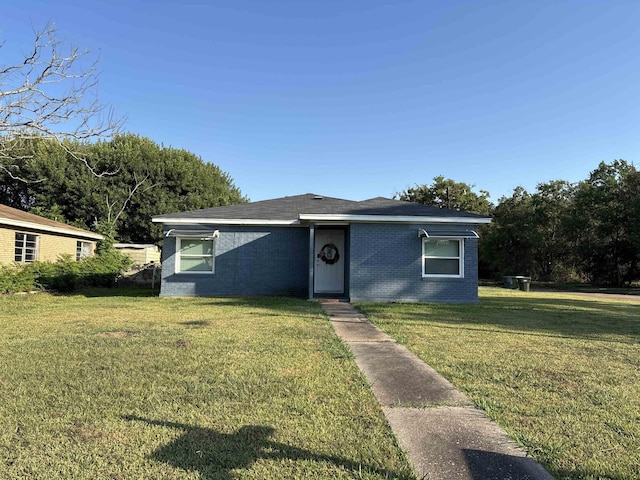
0;204;102;265
152;194;491;303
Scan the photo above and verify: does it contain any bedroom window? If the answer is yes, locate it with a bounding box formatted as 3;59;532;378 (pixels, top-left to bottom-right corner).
176;238;215;273
422;238;463;278
76;241;92;261
15;233;39;263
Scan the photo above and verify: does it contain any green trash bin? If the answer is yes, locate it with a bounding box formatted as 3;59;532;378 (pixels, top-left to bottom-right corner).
502;276;521;289
517;277;531;292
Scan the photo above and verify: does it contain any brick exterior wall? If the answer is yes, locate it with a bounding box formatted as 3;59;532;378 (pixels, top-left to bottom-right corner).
0;226;97;265
0;227;13;264
158;223;480;303
348;223;479;303
160;226;309;297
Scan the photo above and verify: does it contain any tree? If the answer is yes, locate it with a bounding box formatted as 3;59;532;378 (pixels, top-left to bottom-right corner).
0;135;246;244
480;187;536;278
529;180;578;281
397;176;492;215
481;160;640;285
571;160;639;285
0;23;123;180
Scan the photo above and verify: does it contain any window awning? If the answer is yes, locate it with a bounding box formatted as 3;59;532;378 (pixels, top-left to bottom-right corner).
418;228;479;238
165;229;219;239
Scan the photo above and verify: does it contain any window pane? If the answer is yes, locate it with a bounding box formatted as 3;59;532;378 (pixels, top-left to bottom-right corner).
424;258;460;275
423;239;459;257
180;240;213;255
15;233;38;263
180;256;213;272
77;241;91;260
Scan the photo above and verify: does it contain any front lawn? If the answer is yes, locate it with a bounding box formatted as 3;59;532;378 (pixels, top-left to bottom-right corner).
356;287;640;480
0;292;413;479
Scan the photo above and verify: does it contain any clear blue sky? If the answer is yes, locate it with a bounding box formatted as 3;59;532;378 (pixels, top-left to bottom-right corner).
3;0;639;203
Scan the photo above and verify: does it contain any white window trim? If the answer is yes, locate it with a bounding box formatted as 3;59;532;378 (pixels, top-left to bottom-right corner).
422;237;464;278
176;237;215;274
76;241;92;261
15;232;39;263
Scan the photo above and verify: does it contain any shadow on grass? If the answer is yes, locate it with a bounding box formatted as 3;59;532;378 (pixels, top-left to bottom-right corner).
358;295;640;340
123;415;411;480
73;290;322;316
74;287;160;298
195;296;327;319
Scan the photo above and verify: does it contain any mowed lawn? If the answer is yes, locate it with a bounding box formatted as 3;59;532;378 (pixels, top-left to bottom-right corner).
357;287;640;480
0;292;414;480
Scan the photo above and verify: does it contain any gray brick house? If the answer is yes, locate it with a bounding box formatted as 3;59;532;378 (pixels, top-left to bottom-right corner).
152;194;491;303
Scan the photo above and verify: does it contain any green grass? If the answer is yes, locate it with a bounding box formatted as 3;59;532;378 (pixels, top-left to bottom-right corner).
534;282;640;295
356;287;640;480
0;292;413;480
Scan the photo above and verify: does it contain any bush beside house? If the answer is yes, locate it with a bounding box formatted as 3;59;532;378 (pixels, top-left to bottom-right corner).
0;250;132;294
0;203;133;293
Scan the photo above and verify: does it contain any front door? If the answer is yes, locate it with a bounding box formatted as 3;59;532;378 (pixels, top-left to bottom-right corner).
314;229;345;294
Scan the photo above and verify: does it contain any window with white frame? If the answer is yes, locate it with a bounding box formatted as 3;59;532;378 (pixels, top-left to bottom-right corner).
176;237;215;273
422;238;463;277
76;241;92;261
15;233;39;263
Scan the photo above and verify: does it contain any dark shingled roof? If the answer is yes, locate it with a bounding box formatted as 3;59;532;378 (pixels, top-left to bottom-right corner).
154;194;488;221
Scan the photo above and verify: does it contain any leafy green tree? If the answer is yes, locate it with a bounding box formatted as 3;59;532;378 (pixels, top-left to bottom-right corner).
480;187;536;277
483;160;640;285
571;160;639;285
397;175;492;215
530;180;578;281
0;134;246;244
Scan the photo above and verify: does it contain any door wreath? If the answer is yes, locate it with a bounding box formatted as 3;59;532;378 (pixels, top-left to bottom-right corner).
318;243;340;265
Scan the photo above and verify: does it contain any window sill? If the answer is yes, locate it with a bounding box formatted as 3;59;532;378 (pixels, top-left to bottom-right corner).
176;271;215;275
422;275;464;279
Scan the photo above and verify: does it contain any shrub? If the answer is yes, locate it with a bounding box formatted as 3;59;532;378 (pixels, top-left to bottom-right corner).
1;250;133;294
0;264;37;293
80;249;132;287
31;256;81;292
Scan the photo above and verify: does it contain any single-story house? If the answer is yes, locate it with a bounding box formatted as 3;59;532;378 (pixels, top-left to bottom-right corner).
152;194;491;303
113;243;161;265
0;203;103;265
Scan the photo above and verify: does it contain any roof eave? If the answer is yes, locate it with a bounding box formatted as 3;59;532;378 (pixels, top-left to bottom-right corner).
1;218;104;240
152;214;491;225
152;217;301;226
298;214;492;224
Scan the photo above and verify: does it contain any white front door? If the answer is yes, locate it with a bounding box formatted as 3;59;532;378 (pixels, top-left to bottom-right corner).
314;230;345;294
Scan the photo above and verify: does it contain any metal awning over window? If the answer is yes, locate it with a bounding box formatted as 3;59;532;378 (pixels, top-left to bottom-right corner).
165;229;220;239
418;228;479;238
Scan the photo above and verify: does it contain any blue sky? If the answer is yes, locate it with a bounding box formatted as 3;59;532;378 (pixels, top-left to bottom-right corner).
3;0;639;203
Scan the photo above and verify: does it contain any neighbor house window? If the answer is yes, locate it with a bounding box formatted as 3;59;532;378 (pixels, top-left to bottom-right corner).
76;241;92;261
176;238;215;273
422;238;463;277
15;233;38;263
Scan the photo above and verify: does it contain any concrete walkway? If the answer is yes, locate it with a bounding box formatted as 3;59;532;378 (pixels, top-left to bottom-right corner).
320;301;555;480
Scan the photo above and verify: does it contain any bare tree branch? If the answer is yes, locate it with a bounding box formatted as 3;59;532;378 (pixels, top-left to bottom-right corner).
0;22;125;178
105;172;159;227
